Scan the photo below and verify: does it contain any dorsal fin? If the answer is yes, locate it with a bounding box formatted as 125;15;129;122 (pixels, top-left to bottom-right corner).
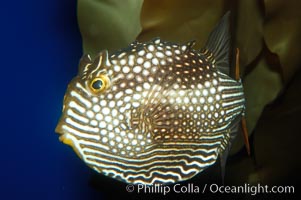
201;12;231;75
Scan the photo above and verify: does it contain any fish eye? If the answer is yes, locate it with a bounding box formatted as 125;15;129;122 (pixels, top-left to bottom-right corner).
89;75;110;94
92;79;103;89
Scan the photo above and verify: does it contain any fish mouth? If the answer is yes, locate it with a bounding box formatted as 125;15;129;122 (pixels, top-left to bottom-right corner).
55;120;85;160
55;120;72;145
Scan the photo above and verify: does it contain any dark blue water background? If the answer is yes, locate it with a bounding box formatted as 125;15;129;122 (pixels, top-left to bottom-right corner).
0;1;105;199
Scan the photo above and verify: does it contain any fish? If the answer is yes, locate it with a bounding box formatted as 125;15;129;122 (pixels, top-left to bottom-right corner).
55;12;246;184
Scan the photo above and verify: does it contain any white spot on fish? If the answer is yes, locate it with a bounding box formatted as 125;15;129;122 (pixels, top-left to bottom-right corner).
156;52;164;58
92;105;100;112
102;107;110;115
99;121;106;128
137;57;144;64
146;53;153;59
102;137;108;143
144;61;151;68
148;45;155;51
166;50;172;56
122;66;130;73
86;110;94;118
95;113;103;120
133;66;142;73
138;50;145;56
152;58;159;65
109;132;115;138
120;59;126;65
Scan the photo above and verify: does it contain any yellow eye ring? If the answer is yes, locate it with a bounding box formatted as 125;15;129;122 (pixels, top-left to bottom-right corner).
89;75;110;94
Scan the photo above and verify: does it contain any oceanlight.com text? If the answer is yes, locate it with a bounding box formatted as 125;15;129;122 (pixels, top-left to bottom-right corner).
125;183;295;196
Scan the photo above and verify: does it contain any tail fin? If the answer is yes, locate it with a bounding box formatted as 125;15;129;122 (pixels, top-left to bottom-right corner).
201;11;231;75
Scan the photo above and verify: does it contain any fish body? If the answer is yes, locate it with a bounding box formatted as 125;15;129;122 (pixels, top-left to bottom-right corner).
56;13;245;184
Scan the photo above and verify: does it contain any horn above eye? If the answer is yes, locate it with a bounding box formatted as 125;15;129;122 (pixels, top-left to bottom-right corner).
78;54;92;73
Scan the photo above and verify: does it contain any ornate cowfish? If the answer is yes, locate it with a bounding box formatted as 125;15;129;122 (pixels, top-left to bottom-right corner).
55;12;246;184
